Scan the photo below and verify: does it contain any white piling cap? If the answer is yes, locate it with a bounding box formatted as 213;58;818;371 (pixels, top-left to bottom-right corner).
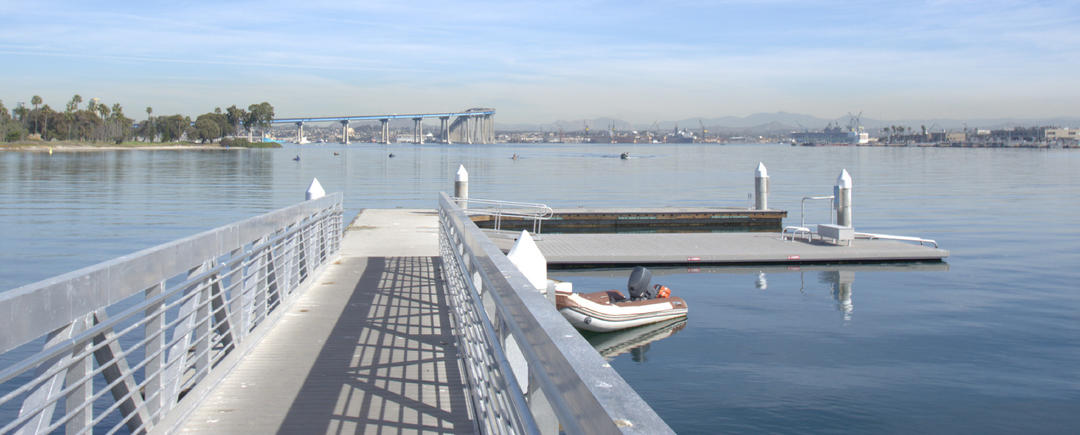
507;230;547;291
836;169;852;189
456;165;468;182
305;178;326;200
756;162;768;178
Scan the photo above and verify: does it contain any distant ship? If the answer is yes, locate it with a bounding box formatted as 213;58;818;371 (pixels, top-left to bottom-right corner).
792;123;869;146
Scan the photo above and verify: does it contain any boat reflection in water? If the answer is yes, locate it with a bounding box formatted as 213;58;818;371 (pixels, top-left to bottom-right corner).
582;318;688;362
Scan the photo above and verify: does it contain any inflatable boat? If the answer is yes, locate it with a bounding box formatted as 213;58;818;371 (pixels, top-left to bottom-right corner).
555;266;688;332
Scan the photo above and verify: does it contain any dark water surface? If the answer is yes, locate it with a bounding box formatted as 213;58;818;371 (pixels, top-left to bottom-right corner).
2;143;1078;432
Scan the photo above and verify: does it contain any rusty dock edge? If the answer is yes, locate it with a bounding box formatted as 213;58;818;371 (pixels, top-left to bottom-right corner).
471;207;788;233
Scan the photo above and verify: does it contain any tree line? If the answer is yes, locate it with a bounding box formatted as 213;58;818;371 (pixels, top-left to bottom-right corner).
0;95;274;144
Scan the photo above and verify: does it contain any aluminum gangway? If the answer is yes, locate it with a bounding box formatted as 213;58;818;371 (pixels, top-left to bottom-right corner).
1;191;672;434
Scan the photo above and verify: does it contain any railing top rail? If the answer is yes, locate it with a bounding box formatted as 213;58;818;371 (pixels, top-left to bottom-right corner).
800;194;836;228
461;198;554;219
0;193;343;354
855;232;939;248
438;192;673;434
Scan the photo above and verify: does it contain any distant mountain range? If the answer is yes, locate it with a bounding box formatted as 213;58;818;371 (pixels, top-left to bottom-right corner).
496;112;1080;135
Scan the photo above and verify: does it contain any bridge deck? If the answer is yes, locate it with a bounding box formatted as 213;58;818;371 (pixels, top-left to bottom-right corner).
180;210;474;434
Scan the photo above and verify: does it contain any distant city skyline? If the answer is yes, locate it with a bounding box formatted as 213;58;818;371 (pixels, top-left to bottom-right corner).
2;0;1078;124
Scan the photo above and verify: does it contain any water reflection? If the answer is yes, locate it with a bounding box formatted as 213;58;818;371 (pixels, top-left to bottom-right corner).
823;270;855;321
583;318;688;362
556;262;949;357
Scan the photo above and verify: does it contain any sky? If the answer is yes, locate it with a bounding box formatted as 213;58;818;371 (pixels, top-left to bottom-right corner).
1;0;1079;124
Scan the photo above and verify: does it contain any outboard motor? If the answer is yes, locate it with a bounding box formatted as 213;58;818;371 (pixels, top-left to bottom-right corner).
627;266;654;300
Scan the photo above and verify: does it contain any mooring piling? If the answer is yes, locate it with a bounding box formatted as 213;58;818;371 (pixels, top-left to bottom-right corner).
454;164;469;209
835;169;853;227
755;162;769;210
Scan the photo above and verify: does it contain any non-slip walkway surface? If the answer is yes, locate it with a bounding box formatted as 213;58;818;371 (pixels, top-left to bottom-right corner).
181;210;473;434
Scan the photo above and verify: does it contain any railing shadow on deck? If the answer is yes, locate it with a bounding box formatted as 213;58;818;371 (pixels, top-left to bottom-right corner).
277;256;473;434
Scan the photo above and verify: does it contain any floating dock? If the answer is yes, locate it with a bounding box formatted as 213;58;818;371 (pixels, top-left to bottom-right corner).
488;231;949;266
471;207;787;233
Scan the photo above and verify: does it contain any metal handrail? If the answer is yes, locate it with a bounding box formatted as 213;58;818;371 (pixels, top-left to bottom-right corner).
800;195;835;228
438;192;673;434
460;198;554;234
855;232;939;248
0;194;343;434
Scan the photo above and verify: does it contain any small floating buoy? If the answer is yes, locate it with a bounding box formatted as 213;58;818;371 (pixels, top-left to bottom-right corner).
48;147;53;155
388;153;395;158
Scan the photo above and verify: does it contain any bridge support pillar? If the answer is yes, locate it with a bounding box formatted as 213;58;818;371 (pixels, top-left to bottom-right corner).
380;119;390;144
484;114;494;143
413;117;423;144
440;116;450;144
296;122;303;144
341;120;349;144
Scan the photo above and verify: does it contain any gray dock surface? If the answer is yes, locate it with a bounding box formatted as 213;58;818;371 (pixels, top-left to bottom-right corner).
489;232;948;265
180;209;474;434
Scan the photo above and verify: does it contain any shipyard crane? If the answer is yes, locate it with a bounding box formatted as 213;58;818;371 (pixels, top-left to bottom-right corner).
699;119;708;141
846;111;863;132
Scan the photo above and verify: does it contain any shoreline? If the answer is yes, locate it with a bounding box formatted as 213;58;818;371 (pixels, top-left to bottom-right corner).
0;141;276;152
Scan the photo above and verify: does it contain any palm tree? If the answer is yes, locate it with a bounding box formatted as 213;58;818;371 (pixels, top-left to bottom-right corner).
30;96;41;135
66;95;82;140
96;104;110;141
146;107;153;142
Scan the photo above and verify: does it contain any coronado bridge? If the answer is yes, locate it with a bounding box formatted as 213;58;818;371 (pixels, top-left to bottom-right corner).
273;108;495;144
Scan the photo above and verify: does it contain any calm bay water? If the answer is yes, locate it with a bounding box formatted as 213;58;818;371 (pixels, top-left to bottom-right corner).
2;143;1079;432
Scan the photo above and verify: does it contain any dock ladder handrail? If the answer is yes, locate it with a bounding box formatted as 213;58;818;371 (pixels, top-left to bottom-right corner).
438;192;673;434
855;232;939;248
0;194;343;434
800;195;836;228
460;197;554;234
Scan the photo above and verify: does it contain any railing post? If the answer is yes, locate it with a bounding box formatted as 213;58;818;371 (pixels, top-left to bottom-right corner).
527;371;558;435
16;319;87;434
144;282;165;422
193;267;212;384
64;314;95;435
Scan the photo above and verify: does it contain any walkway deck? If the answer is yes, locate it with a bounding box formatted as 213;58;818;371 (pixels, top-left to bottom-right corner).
488;231;948;266
180;210;474;434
